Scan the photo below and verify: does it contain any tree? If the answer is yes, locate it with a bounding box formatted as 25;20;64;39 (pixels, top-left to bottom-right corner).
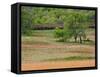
21;6;34;35
63;11;88;43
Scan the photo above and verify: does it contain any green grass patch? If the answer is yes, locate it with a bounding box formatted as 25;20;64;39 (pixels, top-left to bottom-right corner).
43;56;95;61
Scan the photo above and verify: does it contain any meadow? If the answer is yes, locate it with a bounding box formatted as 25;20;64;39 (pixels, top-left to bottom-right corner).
21;29;95;64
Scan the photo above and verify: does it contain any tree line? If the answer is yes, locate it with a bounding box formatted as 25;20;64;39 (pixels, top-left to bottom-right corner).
21;6;95;43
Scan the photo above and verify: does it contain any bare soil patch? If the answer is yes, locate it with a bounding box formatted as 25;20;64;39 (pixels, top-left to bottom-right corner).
21;60;95;71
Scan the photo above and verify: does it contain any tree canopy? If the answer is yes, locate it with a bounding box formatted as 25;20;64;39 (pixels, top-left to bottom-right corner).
21;6;95;29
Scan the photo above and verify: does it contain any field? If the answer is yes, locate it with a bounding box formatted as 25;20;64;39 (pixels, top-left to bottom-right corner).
21;29;95;71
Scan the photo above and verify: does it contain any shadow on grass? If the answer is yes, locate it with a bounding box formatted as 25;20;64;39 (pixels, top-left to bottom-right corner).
56;39;95;45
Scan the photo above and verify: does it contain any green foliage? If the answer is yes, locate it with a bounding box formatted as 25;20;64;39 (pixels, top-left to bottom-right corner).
22;29;34;36
21;6;95;39
54;27;73;42
53;10;95;43
63;11;90;43
21;6;33;35
54;27;64;38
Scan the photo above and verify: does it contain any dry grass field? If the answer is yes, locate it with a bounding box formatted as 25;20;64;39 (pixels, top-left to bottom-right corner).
21;29;95;71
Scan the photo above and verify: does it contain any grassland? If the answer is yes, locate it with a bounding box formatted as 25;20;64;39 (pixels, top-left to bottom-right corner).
21;29;95;64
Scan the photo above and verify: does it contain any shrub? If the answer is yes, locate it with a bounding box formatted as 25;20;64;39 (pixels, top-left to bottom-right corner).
54;27;64;38
22;29;34;36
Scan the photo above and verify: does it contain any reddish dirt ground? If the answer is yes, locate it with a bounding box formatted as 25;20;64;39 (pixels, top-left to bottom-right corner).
21;60;95;71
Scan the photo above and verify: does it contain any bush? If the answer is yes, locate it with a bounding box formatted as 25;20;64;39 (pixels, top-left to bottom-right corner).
22;29;34;36
54;27;67;42
54;27;64;38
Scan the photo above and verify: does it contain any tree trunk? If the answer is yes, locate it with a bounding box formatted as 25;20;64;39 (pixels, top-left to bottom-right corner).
74;35;77;42
79;36;82;43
